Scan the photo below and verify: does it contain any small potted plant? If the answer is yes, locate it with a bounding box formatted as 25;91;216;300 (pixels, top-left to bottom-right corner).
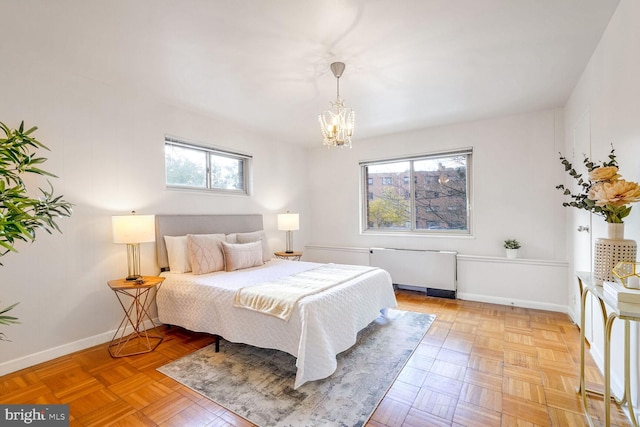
504;239;521;259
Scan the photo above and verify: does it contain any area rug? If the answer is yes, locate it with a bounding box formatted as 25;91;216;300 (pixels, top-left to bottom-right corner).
157;309;435;427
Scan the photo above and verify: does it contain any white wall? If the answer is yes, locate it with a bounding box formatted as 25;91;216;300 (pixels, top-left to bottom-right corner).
2;1;608;376
563;0;640;407
306;109;569;309
0;61;309;374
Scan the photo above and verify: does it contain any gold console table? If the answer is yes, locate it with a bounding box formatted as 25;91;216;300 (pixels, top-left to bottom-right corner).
577;271;639;427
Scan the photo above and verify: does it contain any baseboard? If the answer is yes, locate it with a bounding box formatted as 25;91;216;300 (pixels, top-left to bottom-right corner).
0;318;162;376
566;306;579;325
457;292;568;313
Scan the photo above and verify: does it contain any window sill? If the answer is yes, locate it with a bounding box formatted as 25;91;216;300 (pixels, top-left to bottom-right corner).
360;230;474;239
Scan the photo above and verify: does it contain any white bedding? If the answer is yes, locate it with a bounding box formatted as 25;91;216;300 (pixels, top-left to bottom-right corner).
157;259;397;388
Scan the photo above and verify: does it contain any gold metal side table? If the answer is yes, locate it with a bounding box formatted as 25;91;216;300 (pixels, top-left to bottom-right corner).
274;251;302;261
576;271;640;427
107;276;165;357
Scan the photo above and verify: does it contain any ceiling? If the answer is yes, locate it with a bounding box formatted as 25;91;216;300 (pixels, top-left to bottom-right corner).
4;0;621;146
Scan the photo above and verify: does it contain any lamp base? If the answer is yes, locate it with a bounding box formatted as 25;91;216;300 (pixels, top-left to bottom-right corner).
285;230;295;254
125;243;143;283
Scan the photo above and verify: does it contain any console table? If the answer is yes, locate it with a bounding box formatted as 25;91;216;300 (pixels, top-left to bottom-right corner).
576;271;639;427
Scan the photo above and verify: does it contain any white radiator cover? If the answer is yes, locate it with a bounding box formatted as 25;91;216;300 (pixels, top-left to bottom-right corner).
369;248;457;293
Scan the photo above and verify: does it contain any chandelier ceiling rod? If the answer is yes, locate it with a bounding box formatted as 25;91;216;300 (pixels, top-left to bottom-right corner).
331;62;345;99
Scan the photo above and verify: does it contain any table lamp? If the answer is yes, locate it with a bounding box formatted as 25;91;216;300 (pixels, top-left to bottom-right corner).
112;212;155;280
277;212;299;254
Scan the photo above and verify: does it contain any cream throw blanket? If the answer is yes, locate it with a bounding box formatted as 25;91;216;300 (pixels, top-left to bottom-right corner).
233;264;377;321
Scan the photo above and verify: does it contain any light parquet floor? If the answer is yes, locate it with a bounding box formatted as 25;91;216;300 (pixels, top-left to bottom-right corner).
0;290;632;426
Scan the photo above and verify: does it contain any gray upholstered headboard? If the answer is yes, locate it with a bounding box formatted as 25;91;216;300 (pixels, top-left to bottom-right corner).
155;214;264;271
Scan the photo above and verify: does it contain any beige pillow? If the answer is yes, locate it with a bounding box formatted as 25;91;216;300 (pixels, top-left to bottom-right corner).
187;234;226;275
164;235;190;273
222;241;264;272
236;230;271;262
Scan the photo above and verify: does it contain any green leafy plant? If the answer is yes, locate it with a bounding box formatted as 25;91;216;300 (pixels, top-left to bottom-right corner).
0;121;73;341
504;239;521;249
0;302;19;341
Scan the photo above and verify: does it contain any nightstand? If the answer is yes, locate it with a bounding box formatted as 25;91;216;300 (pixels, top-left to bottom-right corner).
274;251;303;261
107;276;165;357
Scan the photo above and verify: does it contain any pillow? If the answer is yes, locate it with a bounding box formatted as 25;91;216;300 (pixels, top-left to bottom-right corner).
222;241;264;272
225;233;238;244
164;235;191;273
187;234;226;275
236;230;271;262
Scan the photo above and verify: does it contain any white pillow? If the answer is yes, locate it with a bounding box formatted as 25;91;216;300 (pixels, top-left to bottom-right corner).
187;234;226;275
236;230;271;262
225;233;238;244
222;241;264;272
164;235;191;273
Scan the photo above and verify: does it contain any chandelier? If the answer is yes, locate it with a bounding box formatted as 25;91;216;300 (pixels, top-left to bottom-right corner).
318;62;355;148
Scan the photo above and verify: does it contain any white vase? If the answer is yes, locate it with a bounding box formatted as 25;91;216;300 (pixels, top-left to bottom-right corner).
607;222;625;239
594;222;637;283
506;249;518;259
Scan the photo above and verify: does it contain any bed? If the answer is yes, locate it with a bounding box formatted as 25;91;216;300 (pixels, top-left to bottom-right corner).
154;214;397;388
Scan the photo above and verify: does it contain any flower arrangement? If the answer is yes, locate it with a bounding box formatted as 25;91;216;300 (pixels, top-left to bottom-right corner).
504;239;521;249
557;147;640;223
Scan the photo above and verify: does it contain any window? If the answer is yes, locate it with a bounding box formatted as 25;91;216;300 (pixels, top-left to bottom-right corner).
165;137;252;194
361;149;471;234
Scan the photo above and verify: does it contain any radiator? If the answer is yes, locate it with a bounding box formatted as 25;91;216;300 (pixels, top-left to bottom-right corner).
369;248;457;298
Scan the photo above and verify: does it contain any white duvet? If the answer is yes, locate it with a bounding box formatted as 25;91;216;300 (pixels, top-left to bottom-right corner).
156;259;397;388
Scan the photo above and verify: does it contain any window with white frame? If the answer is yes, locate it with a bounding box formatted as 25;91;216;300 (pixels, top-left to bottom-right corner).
361;149;472;234
164;137;252;195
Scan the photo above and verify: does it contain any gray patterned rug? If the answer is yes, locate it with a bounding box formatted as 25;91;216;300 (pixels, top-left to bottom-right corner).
158;309;434;427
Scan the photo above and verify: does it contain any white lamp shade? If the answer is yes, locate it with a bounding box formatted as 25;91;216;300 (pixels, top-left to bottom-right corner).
277;213;299;231
112;214;156;244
